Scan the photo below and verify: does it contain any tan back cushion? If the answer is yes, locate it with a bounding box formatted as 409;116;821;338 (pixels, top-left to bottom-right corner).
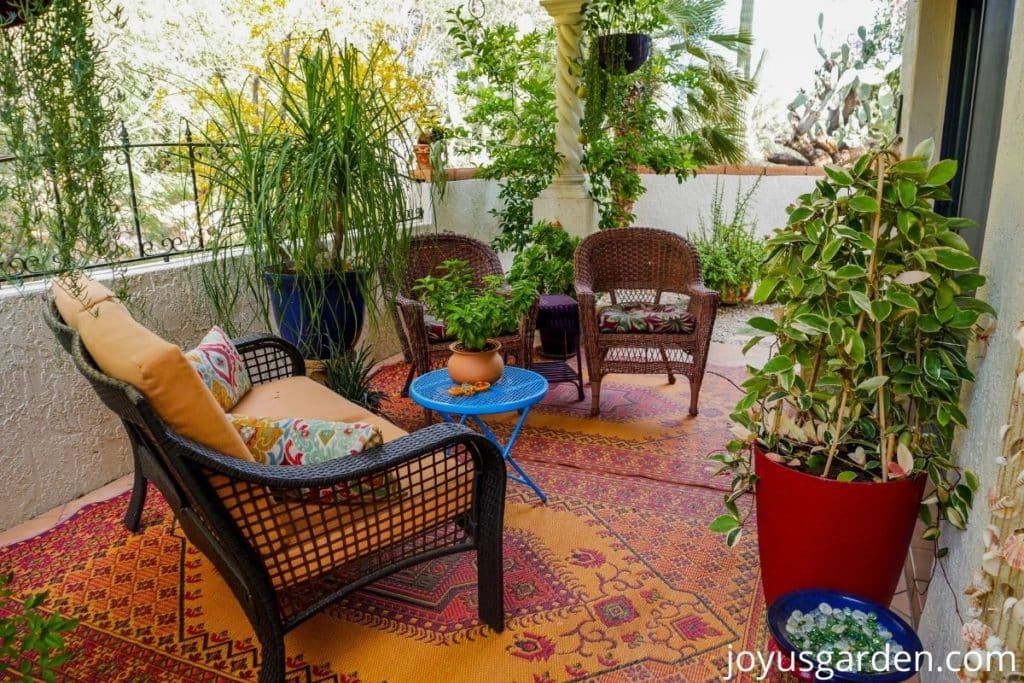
52;275;254;462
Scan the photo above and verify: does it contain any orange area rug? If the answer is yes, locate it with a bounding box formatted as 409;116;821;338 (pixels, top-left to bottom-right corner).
0;363;768;682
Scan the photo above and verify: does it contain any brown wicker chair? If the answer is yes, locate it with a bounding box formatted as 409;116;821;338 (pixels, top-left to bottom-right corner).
574;227;719;417
386;233;539;396
43;301;507;683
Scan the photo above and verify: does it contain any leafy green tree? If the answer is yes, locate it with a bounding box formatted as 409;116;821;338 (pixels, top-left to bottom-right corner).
447;7;562;253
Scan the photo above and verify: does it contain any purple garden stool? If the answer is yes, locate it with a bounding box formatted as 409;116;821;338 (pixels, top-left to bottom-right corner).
533;294;585;401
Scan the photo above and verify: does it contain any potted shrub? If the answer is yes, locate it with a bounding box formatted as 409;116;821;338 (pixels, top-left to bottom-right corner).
200;33;413;358
693;180;765;305
509;220;581;356
709;140;991;607
414;259;536;384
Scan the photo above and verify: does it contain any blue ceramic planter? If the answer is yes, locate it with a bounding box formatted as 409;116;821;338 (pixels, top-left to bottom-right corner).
767;589;924;683
263;269;365;360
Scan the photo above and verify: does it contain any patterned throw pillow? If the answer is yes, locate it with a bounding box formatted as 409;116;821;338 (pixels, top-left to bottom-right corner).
228;415;397;503
186;327;253;412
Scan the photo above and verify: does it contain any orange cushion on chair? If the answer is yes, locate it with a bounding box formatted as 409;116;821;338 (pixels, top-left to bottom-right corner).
51;275;254;462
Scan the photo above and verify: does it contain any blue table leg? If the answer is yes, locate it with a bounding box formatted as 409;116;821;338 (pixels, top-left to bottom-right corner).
466;408;547;504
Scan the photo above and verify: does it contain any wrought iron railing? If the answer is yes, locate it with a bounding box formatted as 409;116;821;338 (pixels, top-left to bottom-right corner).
0;123;425;286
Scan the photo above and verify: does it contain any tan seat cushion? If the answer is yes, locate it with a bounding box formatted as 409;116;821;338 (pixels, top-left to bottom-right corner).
52;274;118;323
227;376;471;582
232;375;407;443
51;275;253;462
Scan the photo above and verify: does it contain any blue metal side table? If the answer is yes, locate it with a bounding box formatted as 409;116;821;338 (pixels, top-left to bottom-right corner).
409;366;549;503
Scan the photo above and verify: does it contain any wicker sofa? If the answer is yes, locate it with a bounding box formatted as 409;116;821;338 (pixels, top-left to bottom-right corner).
44;285;507;683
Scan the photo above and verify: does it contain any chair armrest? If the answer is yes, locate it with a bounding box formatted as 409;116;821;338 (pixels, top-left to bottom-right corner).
232;334;305;384
685;284;719;319
174;423;503;488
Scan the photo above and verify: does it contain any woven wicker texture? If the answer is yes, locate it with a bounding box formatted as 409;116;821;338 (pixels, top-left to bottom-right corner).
384;233;539;397
42;301;508;683
574;227;719;417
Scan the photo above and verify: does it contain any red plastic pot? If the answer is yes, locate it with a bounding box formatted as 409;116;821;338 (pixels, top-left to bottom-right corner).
754;447;926;607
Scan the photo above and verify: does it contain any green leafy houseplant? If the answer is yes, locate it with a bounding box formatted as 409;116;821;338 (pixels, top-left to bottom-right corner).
580;0;754;229
0;0;123;283
199;32;413;351
414;259;536;353
710;140;991;548
0;573;77;682
508;221;580;297
692;179;765;303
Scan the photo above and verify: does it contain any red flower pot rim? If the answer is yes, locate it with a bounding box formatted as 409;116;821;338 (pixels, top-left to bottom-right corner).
754;443;927;489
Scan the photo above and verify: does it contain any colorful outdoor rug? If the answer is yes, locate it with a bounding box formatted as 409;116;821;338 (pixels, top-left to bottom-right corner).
0;363;768;682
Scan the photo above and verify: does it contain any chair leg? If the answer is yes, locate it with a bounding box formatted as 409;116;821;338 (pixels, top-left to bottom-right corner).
123;446;148;533
659;346;675;385
477;534;505;632
688;376;702;416
400;364;416;398
590;379;602;416
257;635;286;683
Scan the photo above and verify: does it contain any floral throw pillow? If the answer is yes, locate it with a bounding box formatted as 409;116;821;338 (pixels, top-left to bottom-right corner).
228;415;398;503
185;327;252;412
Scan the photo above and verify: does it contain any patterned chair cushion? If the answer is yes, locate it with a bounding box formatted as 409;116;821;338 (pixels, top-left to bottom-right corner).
597;302;697;335
228;415;397;503
424;313;455;343
186;327;253;412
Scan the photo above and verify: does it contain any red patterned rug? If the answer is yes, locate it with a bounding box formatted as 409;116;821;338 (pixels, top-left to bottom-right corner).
0;363;768;682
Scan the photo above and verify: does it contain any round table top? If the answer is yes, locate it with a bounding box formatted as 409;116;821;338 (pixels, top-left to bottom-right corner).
410;366;549;415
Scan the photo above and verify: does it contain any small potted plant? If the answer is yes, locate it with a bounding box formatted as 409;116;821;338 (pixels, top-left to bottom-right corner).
693;180;765;305
509;220;581;356
709;140;992;607
414;259;537;384
415;126;447;170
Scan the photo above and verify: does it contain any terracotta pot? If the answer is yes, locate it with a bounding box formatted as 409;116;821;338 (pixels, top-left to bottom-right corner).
415;143;432;170
754;446;927;607
719;282;752;306
448;341;504;384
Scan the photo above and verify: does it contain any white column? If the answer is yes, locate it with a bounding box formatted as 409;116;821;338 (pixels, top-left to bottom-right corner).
534;0;597;237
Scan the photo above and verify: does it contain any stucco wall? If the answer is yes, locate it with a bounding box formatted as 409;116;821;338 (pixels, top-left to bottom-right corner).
918;2;1024;672
428;172;819;245
0;255;404;532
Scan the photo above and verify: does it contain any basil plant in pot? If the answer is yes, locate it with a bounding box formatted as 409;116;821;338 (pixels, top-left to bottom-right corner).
414;259;536;385
709;140;992;606
509;220;581;357
200;32;413;358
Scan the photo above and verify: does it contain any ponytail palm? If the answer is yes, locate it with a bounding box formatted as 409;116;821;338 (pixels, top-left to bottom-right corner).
200;32;413;332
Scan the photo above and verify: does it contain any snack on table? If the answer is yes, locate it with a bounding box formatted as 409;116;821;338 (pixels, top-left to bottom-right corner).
448;381;492;397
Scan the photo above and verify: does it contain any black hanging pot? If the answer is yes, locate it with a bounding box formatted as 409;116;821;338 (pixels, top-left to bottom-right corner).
597;33;651;74
0;0;53;29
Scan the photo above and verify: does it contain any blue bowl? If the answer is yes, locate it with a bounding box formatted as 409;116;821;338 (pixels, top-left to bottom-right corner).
767;589;924;683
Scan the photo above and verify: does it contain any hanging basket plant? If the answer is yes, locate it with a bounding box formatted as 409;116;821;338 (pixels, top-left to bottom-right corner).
0;0;53;29
596;32;651;74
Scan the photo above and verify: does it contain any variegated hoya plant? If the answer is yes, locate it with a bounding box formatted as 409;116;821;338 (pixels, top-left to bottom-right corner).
710;139;993;547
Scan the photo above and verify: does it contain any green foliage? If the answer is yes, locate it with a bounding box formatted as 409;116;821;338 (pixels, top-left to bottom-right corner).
198;32;413;333
322;345;387;414
414;259;536;352
580;0;753;228
508;221;580;296
447;8;562;253
692;178;765;295
772;3;906;165
0;0;123;277
0;573;77;682
710;140;990;547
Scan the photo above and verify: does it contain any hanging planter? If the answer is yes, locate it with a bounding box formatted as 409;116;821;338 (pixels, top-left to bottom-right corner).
597;33;651;74
0;0;52;29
